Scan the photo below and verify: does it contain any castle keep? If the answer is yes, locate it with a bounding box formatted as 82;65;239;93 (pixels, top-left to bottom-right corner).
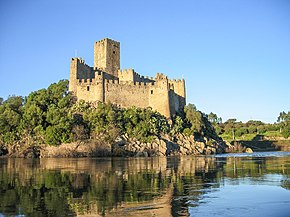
69;38;186;118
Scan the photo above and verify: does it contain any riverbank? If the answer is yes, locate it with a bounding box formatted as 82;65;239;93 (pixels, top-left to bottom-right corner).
5;134;290;159
2;133;229;158
227;136;290;152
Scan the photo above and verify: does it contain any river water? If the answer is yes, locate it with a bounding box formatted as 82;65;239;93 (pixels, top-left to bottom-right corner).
0;152;289;217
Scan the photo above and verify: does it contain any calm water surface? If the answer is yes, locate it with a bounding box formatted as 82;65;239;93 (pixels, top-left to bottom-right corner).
0;152;290;216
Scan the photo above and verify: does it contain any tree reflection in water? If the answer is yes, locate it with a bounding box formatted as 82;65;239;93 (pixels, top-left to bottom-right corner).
0;154;289;216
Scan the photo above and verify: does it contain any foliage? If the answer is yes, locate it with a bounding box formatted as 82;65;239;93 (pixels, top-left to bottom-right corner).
182;104;220;140
207;112;222;124
277;111;290;138
248;125;257;134
0;79;174;153
213;111;290;142
0;96;23;147
183;104;204;135
235;127;248;137
171;115;185;135
0;80;73;148
78;102;170;143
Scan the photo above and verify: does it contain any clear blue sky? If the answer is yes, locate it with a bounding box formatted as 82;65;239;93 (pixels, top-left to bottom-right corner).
0;0;289;123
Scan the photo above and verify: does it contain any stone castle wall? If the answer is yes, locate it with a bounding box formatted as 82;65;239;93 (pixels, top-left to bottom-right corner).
104;80;150;108
69;58;94;94
69;38;186;118
75;77;104;103
168;79;186;114
118;69;154;83
94;38;120;78
149;74;171;118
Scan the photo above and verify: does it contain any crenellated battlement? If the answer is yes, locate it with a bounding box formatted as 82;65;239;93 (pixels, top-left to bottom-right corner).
69;38;186;118
106;79;118;84
97;37;119;44
93;70;103;80
104;78;154;87
118;69;155;83
78;78;95;84
169;78;185;84
145;75;154;81
155;73;168;81
118;68;135;81
72;57;92;69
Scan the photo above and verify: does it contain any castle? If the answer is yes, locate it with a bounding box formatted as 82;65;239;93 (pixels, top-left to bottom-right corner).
69;38;186;118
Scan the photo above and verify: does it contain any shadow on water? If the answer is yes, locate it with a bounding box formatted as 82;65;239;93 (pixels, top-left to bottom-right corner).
0;153;289;216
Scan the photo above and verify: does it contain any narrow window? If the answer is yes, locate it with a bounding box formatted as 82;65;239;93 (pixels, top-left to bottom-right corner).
113;51;116;54
87;86;90;91
151;90;153;94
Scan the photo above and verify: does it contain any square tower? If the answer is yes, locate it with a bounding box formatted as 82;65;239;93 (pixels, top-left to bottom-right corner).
94;38;120;78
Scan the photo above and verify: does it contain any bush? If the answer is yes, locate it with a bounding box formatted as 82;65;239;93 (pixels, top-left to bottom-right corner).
248;126;257;134
214;125;222;135
257;126;267;134
235;128;248;137
281;124;290;139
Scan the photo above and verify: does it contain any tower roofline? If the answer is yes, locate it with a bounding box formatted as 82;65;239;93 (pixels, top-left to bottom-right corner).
95;38;120;44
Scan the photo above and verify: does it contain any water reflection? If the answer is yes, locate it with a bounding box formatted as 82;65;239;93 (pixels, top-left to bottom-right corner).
0;153;289;216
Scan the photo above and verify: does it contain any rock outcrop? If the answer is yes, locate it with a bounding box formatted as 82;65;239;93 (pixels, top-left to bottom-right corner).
112;133;227;157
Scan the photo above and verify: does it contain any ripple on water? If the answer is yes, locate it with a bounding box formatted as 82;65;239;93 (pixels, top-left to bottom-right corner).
215;151;290;158
189;183;290;217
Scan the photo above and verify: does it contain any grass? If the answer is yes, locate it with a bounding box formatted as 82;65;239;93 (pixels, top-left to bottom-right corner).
263;131;282;138
220;133;257;142
220;131;284;142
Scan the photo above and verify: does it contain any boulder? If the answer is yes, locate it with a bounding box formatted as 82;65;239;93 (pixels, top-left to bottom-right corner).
245;147;253;153
151;142;158;150
179;146;188;155
114;136;127;146
159;140;167;151
184;142;192;150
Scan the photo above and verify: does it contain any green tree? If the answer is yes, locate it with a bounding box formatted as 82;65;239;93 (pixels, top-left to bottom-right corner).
235;127;248;137
0;97;29;156
0;96;24;147
171;115;184;135
248;125;257;134
208;112;218;124
183;104;203;135
277;111;290;138
246;120;264;126
214;125;222;135
21;80;73;145
224;118;237;140
277;111;287;123
208;112;222;124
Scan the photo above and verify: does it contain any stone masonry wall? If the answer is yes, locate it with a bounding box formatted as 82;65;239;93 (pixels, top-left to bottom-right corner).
94;38;120;78
69;58;94;94
149;74;171;118
118;69;155;84
118;69;135;82
75;76;104;103
104;80;150;108
168;79;186;114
